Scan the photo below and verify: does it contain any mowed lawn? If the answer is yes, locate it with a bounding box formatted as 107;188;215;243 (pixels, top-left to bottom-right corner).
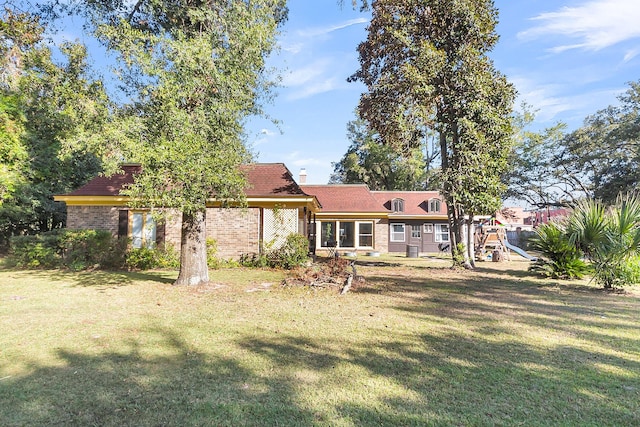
1;256;639;426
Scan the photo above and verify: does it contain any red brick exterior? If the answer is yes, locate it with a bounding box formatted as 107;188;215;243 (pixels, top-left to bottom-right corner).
66;206;121;234
66;206;262;259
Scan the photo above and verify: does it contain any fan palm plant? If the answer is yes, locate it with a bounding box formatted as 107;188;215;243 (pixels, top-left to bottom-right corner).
567;194;640;288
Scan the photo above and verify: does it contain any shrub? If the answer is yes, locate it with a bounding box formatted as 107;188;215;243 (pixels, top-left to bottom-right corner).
528;222;591;280
125;244;179;270
7;234;60;268
240;234;310;270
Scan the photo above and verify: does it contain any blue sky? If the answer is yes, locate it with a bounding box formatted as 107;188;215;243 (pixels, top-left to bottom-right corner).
50;1;640;185
246;0;640;184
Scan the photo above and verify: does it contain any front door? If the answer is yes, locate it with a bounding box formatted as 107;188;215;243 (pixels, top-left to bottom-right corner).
409;224;422;251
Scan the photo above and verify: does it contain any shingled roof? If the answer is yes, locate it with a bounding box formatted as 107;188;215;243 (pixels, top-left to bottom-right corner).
63;163;310;198
300;185;388;213
372;191;447;216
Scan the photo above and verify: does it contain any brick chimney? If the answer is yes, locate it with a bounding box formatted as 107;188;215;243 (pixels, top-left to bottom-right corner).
299;168;307;184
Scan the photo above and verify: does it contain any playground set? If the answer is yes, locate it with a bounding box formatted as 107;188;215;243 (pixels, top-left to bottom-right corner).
474;220;536;262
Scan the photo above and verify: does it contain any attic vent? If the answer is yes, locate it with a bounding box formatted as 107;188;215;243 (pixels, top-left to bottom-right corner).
392;198;404;212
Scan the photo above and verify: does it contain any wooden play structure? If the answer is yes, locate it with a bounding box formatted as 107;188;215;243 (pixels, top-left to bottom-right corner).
474;225;511;262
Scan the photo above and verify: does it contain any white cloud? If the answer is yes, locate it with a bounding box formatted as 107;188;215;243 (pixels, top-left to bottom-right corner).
282;60;331;87
287;78;340;101
297;18;369;38
260;129;277;137
518;0;640;52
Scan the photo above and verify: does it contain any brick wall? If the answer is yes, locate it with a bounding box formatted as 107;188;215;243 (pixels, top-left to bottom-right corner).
375;218;389;253
205;207;261;259
66;206;263;259
66;206;121;235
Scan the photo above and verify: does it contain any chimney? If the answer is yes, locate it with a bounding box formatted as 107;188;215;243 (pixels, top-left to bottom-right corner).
299;168;307;184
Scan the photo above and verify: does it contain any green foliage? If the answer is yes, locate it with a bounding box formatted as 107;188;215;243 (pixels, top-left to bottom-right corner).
241;233;310;270
6;229;180;271
567;195;640;288
0;10;108;250
528;222;590;280
125;245;179;271
559;82;640;204
505;106;573;208
7;234;60;268
330;112;440;190
350;0;515;266
7;229;125;270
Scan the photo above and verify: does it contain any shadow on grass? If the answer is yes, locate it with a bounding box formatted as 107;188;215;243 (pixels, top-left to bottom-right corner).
3;267;176;288
0;328;317;426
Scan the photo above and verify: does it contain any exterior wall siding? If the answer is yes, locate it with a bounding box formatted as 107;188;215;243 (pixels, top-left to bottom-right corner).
66;206;263;259
66;206;121;235
374;218;388;254
388;219;449;254
205;207;261;259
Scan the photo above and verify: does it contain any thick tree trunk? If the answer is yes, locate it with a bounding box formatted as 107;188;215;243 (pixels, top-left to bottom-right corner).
448;205;473;269
174;209;209;286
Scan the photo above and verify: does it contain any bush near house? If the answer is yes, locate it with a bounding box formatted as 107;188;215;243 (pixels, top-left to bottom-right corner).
6;230;178;271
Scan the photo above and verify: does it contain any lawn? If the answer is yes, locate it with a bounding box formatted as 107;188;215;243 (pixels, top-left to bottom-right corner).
1;256;639;426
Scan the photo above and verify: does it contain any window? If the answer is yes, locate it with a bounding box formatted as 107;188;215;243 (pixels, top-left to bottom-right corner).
411;225;421;238
434;224;449;242
391;223;405;242
131;212;156;249
392;198;404;212
358;222;373;247
424;223;433;233
321;221;337;247
320;221;374;248
429;198;442;213
339;222;355;247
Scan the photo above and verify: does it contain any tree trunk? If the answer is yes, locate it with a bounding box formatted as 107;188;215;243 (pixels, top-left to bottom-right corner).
174;209;209;286
466;217;476;268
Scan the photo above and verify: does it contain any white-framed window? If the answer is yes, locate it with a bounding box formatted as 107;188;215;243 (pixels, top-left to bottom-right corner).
424;223;433;233
411;224;421;238
358;222;373;247
131;212;156;249
434;224;449;242
429;198;442;213
392;198;404;212
320;221;374;248
391;223;406;242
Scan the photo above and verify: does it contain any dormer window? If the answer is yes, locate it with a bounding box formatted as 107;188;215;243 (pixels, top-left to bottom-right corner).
429;198;442;213
392;198;404;212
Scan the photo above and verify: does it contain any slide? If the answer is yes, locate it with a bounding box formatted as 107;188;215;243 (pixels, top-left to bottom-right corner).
503;240;537;261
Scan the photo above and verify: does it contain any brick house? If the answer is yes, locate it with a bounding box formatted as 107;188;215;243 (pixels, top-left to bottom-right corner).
55;163;454;258
54;163;320;259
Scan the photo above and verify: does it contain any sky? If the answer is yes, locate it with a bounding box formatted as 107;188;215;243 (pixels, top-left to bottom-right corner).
49;0;640;185
245;0;640;185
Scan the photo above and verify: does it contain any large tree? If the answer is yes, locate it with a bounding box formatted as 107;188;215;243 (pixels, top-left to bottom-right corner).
60;0;287;285
0;9;107;249
350;0;515;267
557;81;640;204
330;112;440;190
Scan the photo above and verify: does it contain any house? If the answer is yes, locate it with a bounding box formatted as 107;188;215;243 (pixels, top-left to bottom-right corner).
54;163;454;258
300;184;391;255
299;186;451;256
54;163;320;259
372;191;450;254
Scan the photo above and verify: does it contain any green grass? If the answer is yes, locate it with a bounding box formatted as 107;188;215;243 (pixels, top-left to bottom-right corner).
1;258;639;426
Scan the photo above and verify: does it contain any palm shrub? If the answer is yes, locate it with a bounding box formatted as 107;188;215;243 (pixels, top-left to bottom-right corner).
528;221;590;279
567;195;640;288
